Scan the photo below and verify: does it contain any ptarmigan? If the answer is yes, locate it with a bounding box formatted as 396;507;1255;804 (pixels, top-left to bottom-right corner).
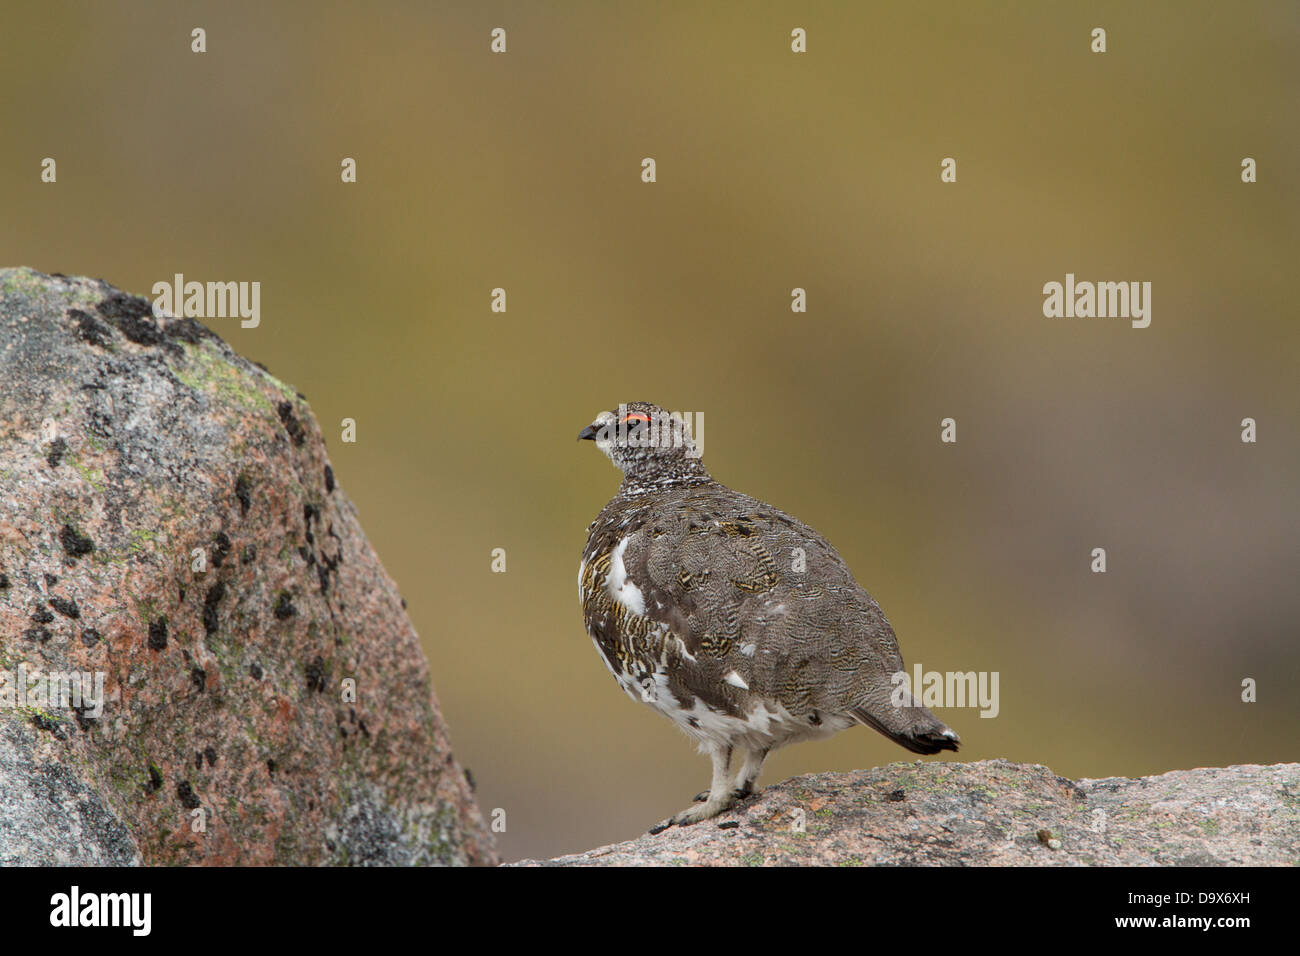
578;402;959;832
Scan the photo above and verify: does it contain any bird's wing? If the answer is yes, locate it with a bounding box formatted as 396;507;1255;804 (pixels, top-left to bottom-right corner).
618;492;907;718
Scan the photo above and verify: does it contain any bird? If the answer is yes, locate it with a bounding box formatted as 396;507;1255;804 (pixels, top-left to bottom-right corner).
578;401;959;832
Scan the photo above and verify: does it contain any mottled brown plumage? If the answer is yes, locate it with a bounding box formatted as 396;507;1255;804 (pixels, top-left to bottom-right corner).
579;402;958;830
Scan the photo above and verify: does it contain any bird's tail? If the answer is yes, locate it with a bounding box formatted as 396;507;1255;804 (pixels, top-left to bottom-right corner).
849;702;960;755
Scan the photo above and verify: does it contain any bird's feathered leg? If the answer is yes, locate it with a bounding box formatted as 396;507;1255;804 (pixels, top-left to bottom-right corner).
651;744;737;832
731;745;770;798
690;744;768;802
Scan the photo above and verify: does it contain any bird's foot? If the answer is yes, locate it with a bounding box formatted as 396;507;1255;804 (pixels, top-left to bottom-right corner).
692;783;760;804
650;792;738;833
671;797;736;828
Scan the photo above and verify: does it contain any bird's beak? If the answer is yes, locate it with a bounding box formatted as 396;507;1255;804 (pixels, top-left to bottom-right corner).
577;424;599;441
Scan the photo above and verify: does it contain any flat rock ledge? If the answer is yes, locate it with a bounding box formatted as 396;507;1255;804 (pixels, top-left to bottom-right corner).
513;759;1300;866
0;267;495;865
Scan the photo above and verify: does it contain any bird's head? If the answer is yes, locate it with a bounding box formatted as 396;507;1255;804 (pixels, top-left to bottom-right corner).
579;402;708;486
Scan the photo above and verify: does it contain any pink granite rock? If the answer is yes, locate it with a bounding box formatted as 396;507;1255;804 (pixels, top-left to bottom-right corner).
0;267;494;866
512;760;1300;866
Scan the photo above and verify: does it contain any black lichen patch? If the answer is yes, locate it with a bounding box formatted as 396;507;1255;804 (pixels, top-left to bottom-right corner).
43;573;57;587
48;596;79;619
324;464;335;493
59;524;95;558
97;293;151;320
316;563;330;594
211;531;231;568
72;702;96;733
31;606;55;625
235;473;252;516
194;751;203;770
146;763;164;794
87;407;113;440
273;592;297;620
203;581;225;635
46;437;68;467
303;502;320;525
97;293;162;345
190;666;206;692
176;780;201;811
241;544;256;564
304;656;327;693
248;661;263;680
80;627;100;647
67;307;114;348
163;316;213;345
30;712;68;740
204;746;218;767
0;572;9;589
888;789;906;802
23;627;51;642
147;617;168;650
266;759;277;775
277;401;305;446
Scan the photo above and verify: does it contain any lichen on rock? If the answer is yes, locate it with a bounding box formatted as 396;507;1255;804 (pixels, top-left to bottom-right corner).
0;267;494;866
512;759;1300;866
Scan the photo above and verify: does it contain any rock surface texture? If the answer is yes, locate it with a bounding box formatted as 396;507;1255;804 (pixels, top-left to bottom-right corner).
514;760;1299;866
0;267;494;865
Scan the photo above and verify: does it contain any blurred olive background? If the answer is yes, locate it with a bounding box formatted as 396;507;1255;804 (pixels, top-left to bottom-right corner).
2;1;1297;862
